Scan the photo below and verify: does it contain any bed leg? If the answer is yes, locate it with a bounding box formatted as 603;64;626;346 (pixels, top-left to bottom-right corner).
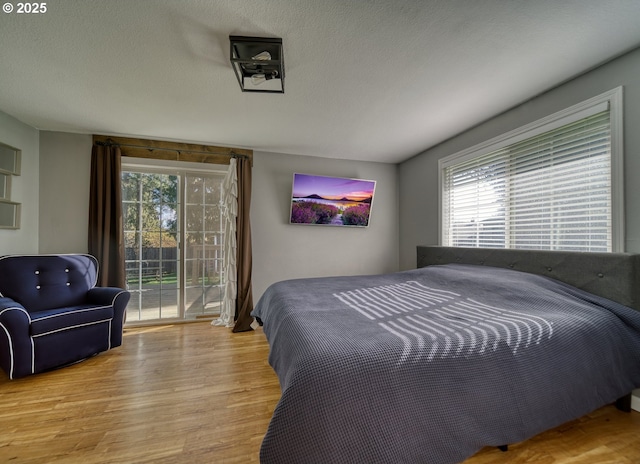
616;393;632;412
497;445;508;452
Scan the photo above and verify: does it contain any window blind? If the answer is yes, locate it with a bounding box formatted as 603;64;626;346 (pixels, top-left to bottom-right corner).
443;110;612;252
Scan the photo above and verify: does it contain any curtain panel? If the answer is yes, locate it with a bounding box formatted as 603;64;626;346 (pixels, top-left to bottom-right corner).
212;158;238;328
88;143;126;288
232;156;254;332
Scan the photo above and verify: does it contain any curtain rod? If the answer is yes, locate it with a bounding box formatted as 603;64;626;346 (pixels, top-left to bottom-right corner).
95;139;249;159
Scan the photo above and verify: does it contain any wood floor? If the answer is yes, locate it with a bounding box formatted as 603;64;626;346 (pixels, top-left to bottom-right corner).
1;322;639;463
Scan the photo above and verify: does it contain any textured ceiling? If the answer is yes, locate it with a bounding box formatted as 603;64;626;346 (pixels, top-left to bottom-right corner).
1;0;640;163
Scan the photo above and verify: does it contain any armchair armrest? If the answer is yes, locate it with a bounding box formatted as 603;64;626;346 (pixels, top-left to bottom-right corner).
0;297;33;379
0;297;30;331
87;287;130;349
87;287;127;305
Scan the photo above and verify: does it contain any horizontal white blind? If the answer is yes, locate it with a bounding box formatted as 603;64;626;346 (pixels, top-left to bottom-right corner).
443;110;611;252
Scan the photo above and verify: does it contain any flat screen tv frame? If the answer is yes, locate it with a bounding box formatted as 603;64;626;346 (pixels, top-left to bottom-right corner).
289;173;376;228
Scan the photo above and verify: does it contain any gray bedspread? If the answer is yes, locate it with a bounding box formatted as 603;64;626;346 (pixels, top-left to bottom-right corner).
251;264;640;463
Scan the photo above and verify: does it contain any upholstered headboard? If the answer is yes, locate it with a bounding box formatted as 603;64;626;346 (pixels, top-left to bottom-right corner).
417;246;640;311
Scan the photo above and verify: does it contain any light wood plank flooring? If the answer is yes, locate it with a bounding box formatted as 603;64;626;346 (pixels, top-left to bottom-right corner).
1;322;638;463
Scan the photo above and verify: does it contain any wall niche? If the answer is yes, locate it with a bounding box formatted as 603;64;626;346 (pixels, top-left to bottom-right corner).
0;141;21;229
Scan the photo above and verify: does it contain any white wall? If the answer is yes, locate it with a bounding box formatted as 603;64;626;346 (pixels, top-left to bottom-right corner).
399;46;640;269
0;110;39;255
39;131;92;253
251;151;399;301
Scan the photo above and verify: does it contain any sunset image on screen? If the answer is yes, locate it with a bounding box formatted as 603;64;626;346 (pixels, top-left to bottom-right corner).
290;173;375;227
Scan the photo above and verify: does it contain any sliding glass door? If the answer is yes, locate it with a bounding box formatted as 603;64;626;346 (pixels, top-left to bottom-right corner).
184;174;225;318
122;166;225;324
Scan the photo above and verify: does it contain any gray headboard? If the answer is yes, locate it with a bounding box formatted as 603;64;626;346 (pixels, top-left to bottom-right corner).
417;246;640;311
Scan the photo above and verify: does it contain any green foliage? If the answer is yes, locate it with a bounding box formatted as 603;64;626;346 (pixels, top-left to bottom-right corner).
122;172;224;251
122;172;178;249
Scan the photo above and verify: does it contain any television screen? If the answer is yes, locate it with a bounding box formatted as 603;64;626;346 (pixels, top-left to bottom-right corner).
289;173;376;227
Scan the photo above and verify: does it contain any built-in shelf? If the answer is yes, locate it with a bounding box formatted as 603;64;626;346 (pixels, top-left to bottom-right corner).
0;200;20;229
0;173;10;201
0;141;21;228
0;142;21;176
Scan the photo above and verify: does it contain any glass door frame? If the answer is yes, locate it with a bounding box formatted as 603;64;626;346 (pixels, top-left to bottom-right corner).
121;158;227;326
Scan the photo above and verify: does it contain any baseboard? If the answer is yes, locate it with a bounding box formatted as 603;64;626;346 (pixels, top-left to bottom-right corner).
631;394;640;412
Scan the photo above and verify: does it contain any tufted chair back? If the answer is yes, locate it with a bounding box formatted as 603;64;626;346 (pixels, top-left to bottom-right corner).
0;254;98;312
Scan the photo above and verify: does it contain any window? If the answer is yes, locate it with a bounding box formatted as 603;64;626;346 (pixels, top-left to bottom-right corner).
440;87;623;252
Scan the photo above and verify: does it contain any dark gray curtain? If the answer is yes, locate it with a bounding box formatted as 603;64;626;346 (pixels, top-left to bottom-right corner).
232;156;254;332
88;143;125;288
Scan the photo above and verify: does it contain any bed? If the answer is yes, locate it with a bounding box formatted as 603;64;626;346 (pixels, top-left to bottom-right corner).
252;246;640;463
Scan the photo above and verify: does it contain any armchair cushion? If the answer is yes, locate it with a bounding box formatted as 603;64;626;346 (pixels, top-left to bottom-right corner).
30;305;114;337
0;254;98;312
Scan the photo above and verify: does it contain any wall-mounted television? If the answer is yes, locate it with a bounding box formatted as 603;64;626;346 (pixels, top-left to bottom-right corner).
289;173;376;227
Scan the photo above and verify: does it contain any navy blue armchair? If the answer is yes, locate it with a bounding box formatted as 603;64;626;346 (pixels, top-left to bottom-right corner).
0;254;130;379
